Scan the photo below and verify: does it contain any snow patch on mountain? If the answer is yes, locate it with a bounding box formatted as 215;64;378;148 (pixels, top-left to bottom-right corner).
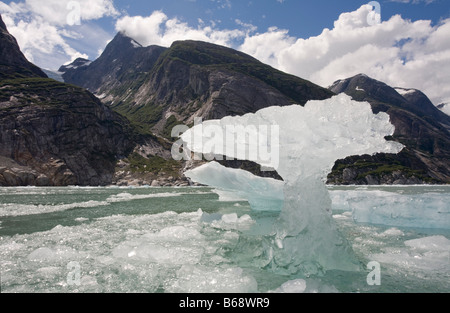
130;39;142;48
395;87;417;97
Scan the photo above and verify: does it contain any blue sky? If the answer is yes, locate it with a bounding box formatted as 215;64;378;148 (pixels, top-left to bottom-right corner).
72;0;450;49
103;0;450;40
1;0;450;104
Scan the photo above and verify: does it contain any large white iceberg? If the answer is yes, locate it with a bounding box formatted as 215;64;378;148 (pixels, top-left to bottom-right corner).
181;94;404;275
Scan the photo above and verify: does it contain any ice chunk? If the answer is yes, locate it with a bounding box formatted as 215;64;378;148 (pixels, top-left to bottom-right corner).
348;190;450;229
209;213;255;230
404;235;450;252
153;226;204;241
0;200;110;217
181;94;403;274
271;279;307;293
166;265;258;293
27;246;78;262
222;213;239;224
381;228;404;237
106;192;183;202
370;235;450;274
185;161;284;211
112;226;205;265
28;247;56;262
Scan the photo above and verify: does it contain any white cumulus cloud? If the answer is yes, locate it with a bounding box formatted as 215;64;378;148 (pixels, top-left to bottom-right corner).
239;4;450;105
115;10;253;48
0;0;118;69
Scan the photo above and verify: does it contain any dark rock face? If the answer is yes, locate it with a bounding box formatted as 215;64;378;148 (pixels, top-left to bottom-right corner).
0;16;136;186
0;78;136;186
328;74;450;184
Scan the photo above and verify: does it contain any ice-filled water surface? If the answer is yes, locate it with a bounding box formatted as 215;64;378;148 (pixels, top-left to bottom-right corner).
0;186;449;293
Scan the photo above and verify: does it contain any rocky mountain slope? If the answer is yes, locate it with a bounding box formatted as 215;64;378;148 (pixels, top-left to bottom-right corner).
327;74;450;184
60;33;334;137
0;15;137;186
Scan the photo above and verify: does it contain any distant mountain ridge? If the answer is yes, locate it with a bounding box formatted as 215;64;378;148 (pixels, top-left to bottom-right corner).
60;32;334;136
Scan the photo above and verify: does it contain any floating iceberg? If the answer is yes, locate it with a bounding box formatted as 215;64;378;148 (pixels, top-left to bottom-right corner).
181;94;404;275
331;188;450;229
185;161;284;211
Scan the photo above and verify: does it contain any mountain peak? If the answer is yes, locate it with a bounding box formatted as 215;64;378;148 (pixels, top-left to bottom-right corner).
0;14;47;79
59;32;166;94
0;14;7;32
167;39;260;66
109;31;144;49
59;58;91;72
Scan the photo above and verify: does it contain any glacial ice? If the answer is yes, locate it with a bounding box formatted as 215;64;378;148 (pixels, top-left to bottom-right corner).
185;161;284;211
369;235;450;274
331;188;450;229
0;190;185;217
187;165;450;230
271;279;307;293
181;94;403;182
167;264;259;293
181;94;404;274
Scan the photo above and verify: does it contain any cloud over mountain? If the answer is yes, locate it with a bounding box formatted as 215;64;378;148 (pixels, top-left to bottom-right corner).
239;4;450;105
0;0;118;69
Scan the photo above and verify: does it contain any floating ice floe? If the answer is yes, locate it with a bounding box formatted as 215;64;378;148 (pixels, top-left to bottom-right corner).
331;189;450;229
185;161;284;211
